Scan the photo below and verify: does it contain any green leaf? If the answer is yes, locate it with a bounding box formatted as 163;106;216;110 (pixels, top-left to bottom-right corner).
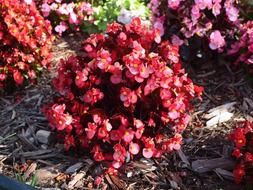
30;175;37;187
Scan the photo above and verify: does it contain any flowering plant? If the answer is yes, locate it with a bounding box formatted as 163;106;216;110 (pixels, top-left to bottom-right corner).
36;0;94;36
149;0;239;54
229;121;253;186
228;21;253;65
44;18;202;173
0;0;54;88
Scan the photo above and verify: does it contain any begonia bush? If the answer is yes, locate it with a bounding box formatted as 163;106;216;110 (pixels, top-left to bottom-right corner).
44;18;203;173
229;121;253;187
0;0;54;88
35;0;94;36
149;0;240;60
228;21;253;65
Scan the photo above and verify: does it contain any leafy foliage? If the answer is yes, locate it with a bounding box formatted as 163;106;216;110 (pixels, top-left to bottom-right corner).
82;0;150;33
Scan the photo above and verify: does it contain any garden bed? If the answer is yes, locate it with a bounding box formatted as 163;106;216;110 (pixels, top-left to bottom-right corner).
0;34;250;190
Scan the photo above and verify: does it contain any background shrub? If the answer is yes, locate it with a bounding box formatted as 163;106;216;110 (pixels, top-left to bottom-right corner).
149;0;240;63
35;0;94;36
87;0;150;33
228;21;253;66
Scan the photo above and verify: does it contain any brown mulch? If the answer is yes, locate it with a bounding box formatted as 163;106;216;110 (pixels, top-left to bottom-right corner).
0;35;251;190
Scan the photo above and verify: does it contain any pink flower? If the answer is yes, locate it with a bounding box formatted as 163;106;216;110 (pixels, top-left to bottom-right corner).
97;126;108;139
135;127;144;139
55;22;68;36
66;3;75;14
209;30;225;50
80;2;93;15
226;6;239;22
92;146;105;161
212;3;222;16
24;0;32;5
168;110;180;119
85;122;97;139
168;0;181;10
51;104;73;131
41;3;51;17
248;44;253;53
123;129;134;143
69;12;78;25
50;3;58;11
57;3;69;15
93;114;102;124
171;35;184;46
113;144;126;162
160;88;172;100
195;0;212;10
0;74;7;81
191;5;200;24
94;176;103;186
144;75;159;95
75;69;88;88
96;49;112;70
124;48;153;83
83;88;104;104
129;142;140;155
120;87;138;107
13;70;24;85
103;119;112;132
142;148;154;158
134;119;144;128
112;161;122;169
28;70;36;79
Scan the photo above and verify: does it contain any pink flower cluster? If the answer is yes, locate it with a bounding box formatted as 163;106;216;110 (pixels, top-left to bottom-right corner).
148;0;165;36
229;121;253;185
149;0;239;51
0;0;54;88
36;0;93;35
228;21;253;65
44;18;203;174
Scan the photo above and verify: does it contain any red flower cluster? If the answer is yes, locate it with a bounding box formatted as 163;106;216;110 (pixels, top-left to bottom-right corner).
229;121;253;184
0;0;54;88
44;18;203;173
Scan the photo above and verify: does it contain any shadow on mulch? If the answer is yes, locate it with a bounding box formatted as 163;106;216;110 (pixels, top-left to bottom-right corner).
0;35;252;189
